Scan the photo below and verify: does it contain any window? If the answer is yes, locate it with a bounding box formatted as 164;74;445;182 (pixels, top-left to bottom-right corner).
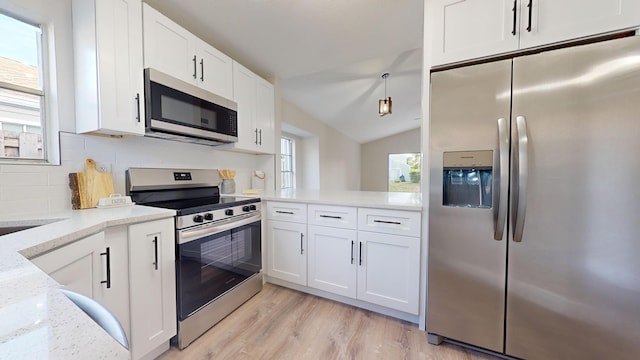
281;137;295;189
0;11;45;160
389;153;421;193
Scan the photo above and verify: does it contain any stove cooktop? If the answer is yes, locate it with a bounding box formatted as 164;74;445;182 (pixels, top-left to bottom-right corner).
144;196;261;216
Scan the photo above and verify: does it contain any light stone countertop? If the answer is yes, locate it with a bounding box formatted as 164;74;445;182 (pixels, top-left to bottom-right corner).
0;205;176;359
260;189;422;211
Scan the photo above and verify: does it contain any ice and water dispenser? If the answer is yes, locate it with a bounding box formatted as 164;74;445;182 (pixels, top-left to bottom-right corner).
442;150;493;208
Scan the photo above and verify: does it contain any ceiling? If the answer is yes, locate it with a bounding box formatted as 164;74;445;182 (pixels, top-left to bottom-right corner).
145;0;424;144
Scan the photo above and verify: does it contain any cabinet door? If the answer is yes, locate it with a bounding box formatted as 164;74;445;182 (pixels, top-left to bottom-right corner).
98;226;131;342
30;232;105;298
520;0;640;49
267;220;307;285
357;231;420;314
307;225;357;298
255;77;275;154
142;4;193;82
197;39;233;100
430;0;519;66
128;218;176;360
73;0;145;135
232;61;258;152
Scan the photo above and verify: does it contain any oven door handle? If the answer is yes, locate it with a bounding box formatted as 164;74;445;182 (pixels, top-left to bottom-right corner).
178;212;261;244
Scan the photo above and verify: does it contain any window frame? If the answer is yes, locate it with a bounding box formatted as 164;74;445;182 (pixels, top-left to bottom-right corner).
281;136;295;189
0;2;68;166
388;152;421;193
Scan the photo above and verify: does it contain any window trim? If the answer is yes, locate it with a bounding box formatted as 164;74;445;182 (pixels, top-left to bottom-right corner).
0;2;67;166
281;136;295;189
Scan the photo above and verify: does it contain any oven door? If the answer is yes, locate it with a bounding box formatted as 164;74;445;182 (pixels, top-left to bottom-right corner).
176;213;261;321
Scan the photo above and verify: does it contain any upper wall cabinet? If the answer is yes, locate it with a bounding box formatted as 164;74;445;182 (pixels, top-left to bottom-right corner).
73;0;145;136
226;61;275;154
430;0;640;66
142;4;233;100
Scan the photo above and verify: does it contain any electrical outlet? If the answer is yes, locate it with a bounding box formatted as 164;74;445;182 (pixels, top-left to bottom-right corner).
96;162;111;173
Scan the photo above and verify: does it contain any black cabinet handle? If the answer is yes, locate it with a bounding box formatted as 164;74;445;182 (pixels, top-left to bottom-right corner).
351;240;354;264
526;0;533;32
100;247;111;289
192;55;197;79
373;219;402;225
135;93;141;123
511;0;517;36
320;215;342;219
200;59;204;81
300;233;304;255
254;128;259;144
276;210;294;215
359;242;363;266
258;129;262;145
153;236;158;270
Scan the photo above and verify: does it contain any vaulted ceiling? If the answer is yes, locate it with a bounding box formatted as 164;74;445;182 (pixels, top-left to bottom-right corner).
145;0;424;143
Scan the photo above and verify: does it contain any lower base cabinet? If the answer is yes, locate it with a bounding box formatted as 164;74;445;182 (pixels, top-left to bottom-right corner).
356;231;420;314
267;220;307;286
307;225;357;298
128;219;177;360
266;202;421;316
30;217;176;359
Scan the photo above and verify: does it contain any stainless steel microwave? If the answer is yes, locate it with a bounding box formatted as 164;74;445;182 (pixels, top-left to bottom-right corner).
143;68;238;146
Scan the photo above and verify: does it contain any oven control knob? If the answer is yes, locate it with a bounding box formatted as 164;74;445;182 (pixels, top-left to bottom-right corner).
249;204;257;211
242;205;250;212
225;209;234;216
193;215;204;223
204;213;214;221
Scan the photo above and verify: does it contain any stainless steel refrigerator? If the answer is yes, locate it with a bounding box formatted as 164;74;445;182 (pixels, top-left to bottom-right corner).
427;35;640;360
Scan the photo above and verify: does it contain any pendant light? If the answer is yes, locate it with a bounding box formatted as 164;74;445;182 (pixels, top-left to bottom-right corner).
378;73;392;116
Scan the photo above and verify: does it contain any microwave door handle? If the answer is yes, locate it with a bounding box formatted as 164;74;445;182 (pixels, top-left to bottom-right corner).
494;118;509;240
513;116;529;242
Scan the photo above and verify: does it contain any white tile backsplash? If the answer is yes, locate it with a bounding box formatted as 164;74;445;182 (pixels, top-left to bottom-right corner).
0;132;275;217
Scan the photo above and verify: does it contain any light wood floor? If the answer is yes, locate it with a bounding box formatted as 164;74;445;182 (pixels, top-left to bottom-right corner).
158;283;499;360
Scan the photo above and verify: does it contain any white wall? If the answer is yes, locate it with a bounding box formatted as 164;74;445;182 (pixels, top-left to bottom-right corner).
281;100;360;191
0;132;274;218
360;128;421;191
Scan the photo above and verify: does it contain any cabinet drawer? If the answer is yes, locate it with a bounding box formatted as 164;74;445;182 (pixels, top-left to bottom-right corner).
308;204;357;230
358;208;421;237
266;201;307;223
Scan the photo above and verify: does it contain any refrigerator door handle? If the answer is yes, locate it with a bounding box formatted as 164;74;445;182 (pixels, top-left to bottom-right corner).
513;115;529;242
494;118;509;240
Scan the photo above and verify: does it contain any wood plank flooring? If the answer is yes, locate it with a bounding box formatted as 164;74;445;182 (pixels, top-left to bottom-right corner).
158;283;499;360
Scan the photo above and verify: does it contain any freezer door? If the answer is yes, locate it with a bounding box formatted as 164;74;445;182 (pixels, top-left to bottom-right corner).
427;59;511;352
507;36;640;360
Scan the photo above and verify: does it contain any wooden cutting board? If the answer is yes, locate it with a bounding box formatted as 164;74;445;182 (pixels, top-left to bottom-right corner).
69;159;115;209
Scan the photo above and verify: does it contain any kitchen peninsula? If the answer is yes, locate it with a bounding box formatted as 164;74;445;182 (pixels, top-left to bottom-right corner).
262;189;423;323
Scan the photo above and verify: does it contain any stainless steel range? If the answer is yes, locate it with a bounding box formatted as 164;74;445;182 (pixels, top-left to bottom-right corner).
126;168;262;349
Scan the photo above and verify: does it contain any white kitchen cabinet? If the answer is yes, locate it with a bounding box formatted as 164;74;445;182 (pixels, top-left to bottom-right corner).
356;231;420;315
128;218;176;360
265;200;421;316
266;203;307;285
430;0;640;66
30;230;131;338
267;220;307;286
73;0;145;136
31;217;176;360
30;232;106;299
98;226;131;342
307;225;357;298
227;61;275;154
142;4;233;99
